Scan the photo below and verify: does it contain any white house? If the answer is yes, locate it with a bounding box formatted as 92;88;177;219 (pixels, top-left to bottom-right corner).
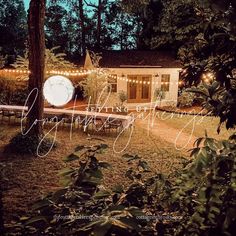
85;50;182;108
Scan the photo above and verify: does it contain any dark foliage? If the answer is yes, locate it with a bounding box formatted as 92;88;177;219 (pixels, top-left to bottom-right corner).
4;133;56;156
179;2;236;130
6;138;236;235
0;0;27;57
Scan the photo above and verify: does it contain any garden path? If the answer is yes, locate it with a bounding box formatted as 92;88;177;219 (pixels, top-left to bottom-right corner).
135;117;198;154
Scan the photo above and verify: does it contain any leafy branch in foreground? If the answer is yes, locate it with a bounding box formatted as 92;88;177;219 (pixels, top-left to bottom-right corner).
170;133;236;236
179;3;236;131
6;135;236;235
7;146;181;235
187;81;236;131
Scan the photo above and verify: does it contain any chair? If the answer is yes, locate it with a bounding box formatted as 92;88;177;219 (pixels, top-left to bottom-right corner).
43;113;64;128
107;119;123;133
75;115;88;130
1;109;15;123
92;118;107;132
14;111;23;123
63;114;76;129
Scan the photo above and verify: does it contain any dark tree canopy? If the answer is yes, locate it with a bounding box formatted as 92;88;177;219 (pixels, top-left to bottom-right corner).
0;0;27;57
45;4;69;52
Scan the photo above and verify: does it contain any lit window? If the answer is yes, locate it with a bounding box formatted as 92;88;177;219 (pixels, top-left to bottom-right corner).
108;75;117;93
161;74;170;91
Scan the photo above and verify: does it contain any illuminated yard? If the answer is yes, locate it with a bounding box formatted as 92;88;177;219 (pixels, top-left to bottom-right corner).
0;123;184;224
156;112;234;140
0;0;236;235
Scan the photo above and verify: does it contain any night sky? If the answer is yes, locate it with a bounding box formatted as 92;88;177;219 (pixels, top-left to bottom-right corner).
23;0;30;9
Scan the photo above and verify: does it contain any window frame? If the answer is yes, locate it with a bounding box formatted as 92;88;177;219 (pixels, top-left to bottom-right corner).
107;74;118;93
161;74;170;92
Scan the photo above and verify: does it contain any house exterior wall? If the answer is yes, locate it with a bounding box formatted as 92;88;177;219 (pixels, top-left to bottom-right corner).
105;67;181;109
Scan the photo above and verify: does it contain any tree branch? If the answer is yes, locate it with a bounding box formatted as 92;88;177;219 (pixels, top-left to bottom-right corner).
84;0;98;9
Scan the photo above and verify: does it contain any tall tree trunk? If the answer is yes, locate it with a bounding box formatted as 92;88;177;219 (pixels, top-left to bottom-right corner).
79;0;86;55
26;0;46;139
96;0;102;49
84;0;102;50
120;13;124;50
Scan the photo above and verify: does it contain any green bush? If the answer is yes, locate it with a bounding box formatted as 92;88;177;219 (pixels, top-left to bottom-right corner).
4;133;56;156
177;89;196;108
169;133;236;236
0;76;27;105
10;88;28;105
8;145;181;235
118;90;127;105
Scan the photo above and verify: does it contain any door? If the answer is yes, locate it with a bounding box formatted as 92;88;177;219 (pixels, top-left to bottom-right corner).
127;75;152;103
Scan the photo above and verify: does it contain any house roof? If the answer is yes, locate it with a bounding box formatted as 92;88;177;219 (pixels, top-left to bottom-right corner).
96;50;182;68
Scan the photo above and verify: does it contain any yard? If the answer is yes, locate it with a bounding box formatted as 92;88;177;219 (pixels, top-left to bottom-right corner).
156;111;234;140
0;120;185;225
1;0;236;234
1;109;234;225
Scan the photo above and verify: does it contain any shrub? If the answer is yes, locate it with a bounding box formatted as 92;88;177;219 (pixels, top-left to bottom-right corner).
177;89;196;108
4;133;57;156
10;88;28;105
11;46;76;72
80;72;108;106
169;133;236;236
118;90;127;106
154;88;166;107
0;76;28;105
8;146;182;235
154;88;166;101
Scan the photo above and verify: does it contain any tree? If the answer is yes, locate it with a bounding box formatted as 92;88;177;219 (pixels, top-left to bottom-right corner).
80;52;107;105
58;0;95;57
5;0;53;155
180;1;236;130
121;0;205;50
104;2;137;49
12;47;76;72
45;4;70;54
79;0;86;55
84;0;107;50
0;52;6;68
48;0;139;54
151;0;201;50
26;0;46;139
0;0;27;56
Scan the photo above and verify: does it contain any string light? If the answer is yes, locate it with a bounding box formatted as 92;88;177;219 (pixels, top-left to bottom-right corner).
202;72;214;83
0;68;185;86
0;68;91;77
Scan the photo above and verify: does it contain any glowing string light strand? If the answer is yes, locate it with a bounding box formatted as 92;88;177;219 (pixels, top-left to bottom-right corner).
0;69;184;85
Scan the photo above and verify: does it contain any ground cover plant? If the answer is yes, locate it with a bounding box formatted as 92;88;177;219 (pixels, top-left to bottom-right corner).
5;133;236;235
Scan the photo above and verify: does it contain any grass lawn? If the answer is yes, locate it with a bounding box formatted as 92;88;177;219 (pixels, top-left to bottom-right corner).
0;123;185;224
2;111;232;225
157;112;234;140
